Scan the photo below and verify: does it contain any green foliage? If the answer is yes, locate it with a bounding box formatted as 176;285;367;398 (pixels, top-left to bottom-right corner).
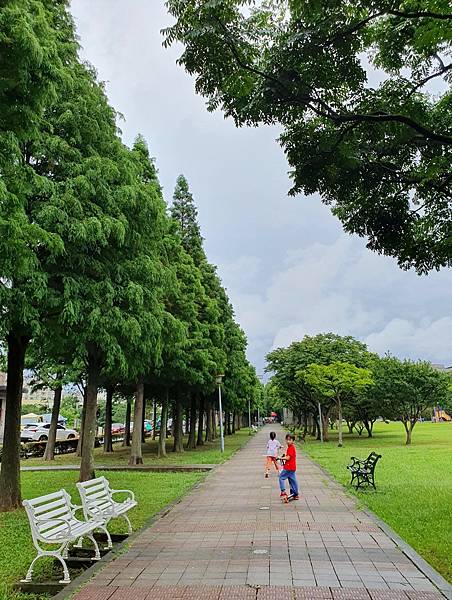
59;395;80;427
266;333;373;420
372;356;449;442
164;0;452;272
301;362;373;404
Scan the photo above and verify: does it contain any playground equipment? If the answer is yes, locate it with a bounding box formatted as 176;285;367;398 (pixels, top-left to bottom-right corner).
433;406;451;422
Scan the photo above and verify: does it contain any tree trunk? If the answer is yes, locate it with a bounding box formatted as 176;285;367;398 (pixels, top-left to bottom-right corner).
103;385;114;453
212;407;217;439
337;398;343;447
0;332;29;512
184;408;190;435
197;395;204;446
187;394;197;449
321;412;330;442
43;385;63;461
79;356;99;482
158;390;168;458
232;411;236;434
346;420;355;435
152;398;157;440
315;416;321;440
226;411;232;435
363;419;373;438
129;382;144;465
403;421;412;445
76;387;87;457
205;402;212;442
173;397;184;453
141;389;146;444
123;397;131;447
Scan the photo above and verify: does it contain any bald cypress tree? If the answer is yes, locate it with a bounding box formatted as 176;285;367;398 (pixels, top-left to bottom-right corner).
0;0;79;511
171;175;205;265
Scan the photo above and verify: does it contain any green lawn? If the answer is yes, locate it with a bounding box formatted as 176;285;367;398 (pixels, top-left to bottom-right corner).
24;429;252;468
0;470;204;600
301;421;452;583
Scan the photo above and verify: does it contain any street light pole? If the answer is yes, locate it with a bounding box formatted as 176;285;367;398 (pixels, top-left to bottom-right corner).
216;374;224;453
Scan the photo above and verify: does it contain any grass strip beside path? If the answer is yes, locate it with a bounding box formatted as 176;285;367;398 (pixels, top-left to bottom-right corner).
301;421;452;583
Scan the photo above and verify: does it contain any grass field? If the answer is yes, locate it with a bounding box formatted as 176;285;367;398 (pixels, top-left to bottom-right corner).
302;421;452;583
24;429;252;468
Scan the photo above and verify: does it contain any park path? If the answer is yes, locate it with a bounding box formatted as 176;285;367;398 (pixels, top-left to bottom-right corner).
74;425;448;600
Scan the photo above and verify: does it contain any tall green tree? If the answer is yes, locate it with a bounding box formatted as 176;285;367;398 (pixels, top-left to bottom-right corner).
301;362;373;447
266;333;372;440
0;0;79;511
373;357;449;444
171;175;205;264
164;0;452;272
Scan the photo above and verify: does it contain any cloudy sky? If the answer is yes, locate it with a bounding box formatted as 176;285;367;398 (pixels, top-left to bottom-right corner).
71;0;452;375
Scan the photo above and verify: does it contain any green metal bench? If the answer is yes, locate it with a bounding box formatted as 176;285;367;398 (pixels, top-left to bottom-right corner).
347;451;382;490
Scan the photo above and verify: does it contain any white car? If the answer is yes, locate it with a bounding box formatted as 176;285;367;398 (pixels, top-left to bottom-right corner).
21;423;78;443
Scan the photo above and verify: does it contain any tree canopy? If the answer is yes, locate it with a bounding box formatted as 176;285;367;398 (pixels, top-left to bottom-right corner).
164;0;452;272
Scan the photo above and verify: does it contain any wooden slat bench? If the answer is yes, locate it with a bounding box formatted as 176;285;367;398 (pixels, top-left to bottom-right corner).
22;489;108;583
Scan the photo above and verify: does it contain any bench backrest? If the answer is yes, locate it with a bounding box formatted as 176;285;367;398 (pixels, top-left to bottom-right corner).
365;452;382;469
77;476;113;519
23;489;73;541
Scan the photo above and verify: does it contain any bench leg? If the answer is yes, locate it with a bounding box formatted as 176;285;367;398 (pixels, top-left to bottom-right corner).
122;513;132;534
87;534;101;560
98;524;113;549
21;546;70;585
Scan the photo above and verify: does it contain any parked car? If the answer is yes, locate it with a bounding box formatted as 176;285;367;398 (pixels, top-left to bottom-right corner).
129;421;153;434
20;423;78;443
111;423;125;435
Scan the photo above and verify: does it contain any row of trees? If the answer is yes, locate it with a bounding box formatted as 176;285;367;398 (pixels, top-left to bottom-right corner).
266;333;451;446
0;0;259;512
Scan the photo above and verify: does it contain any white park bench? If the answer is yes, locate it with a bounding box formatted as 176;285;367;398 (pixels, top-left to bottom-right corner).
22;489;107;584
76;476;136;542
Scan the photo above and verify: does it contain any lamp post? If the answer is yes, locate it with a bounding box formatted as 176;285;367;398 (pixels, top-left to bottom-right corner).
216;374;224;453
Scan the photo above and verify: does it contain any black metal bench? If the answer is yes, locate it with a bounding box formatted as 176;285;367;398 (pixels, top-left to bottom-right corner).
347;451;382;489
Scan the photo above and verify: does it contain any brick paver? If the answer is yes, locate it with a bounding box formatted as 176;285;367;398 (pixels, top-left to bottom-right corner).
73;426;447;599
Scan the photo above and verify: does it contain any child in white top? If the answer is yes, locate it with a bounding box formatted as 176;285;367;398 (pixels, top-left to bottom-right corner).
265;431;282;478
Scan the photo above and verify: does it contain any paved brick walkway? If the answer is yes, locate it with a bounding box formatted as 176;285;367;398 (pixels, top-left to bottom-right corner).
74;426;447;600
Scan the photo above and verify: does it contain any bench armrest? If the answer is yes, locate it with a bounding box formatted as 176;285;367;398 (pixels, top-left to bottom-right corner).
36;517;73;538
110;488;135;502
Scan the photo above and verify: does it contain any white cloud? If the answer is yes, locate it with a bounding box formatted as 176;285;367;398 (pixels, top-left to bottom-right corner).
221;235;452;369
365;318;452;364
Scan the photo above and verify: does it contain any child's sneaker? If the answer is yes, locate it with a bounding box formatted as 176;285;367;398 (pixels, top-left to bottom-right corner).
280;491;288;503
292;495;300;500
265;473;269;478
